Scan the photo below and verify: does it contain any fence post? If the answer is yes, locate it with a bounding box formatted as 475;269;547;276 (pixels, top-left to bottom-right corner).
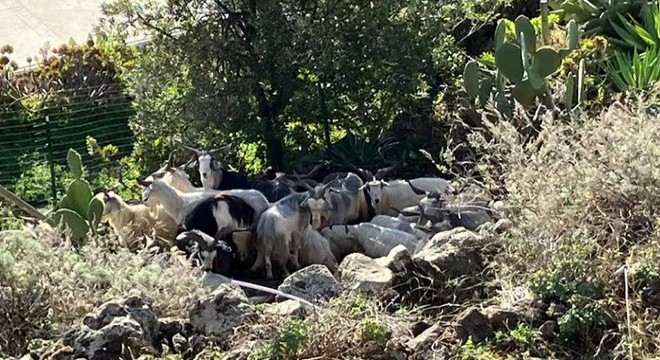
45;115;58;204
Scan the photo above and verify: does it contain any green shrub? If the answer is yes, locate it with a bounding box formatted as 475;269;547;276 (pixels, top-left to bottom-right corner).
0;228;207;346
606;46;660;91
356;318;390;349
249;318;308;360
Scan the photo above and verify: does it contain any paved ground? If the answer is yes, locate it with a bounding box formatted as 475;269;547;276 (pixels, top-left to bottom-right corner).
0;0;110;68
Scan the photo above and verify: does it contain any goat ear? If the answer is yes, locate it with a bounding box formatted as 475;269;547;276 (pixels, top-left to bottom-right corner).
381;181;390;187
358;184;368;191
211;159;223;171
136;178;153;187
299;200;309;209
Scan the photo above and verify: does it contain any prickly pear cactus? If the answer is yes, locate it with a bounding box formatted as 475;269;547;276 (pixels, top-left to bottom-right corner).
51;208;89;245
48;148;104;245
462;13;582;114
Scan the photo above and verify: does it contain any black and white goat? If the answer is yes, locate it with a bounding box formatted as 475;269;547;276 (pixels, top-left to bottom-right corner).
175;227;249;275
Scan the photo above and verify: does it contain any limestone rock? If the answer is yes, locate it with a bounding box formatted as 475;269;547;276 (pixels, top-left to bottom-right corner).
62;296;160;360
337;253;394;295
276;264;341;303
413;228;484;280
263;300;305;317
189;284;255;336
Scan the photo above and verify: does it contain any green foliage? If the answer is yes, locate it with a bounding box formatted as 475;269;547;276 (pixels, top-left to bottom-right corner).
461;339;501;360
249;318;308;360
528;247;605;303
548;0;644;37
557;301;607;345
356;318;390;349
608;2;660;50
606;46;660;91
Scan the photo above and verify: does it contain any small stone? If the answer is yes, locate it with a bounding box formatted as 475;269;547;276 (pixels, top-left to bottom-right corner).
454;307;493;343
336;253;394;295
263;300;305;317
406;323;442;354
276;265;342;303
189;284;255;336
484;306;523;331
539;320;558;340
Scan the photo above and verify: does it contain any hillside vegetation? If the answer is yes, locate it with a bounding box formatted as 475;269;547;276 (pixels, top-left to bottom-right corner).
2;0;660;359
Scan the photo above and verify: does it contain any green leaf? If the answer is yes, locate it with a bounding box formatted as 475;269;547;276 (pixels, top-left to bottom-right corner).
495;43;524;83
463;61;481;99
67;149;84;179
88;197;105;231
66;179;93;219
533;47;563;77
515;15;537;54
512;80;539;106
50;208;89;243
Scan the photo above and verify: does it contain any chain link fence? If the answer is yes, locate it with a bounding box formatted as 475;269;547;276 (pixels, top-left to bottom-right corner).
0;86;135;209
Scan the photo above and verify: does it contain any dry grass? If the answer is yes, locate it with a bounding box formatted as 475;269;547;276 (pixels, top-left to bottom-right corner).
0;227;209;357
225;295;413;360
464;98;660;358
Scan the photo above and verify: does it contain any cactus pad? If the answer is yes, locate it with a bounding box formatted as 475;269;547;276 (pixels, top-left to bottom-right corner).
65;179;93;219
512;80;539;106
515;15;536;54
67;149;84;179
495;20;507;51
463;61;481;99
88;196;105;231
51;208;89;243
495;43;524;83
533;47;562;77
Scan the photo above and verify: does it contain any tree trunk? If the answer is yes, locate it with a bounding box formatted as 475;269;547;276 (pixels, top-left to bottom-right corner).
317;81;331;152
263;114;285;171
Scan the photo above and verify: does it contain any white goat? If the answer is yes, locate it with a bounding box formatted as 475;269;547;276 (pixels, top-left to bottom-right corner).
95;191;178;249
301;227;338;272
362;177;454;216
252;192;310;280
343;222;420;258
320;225;364;261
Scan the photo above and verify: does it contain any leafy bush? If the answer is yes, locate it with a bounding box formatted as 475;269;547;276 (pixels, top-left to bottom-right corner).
249;318;308;360
469;99;660;356
0;228;207;357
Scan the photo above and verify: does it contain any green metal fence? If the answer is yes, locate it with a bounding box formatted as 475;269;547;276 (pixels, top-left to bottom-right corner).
0;87;135;208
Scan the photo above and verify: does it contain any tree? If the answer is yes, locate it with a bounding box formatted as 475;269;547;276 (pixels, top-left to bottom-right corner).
98;0;451;172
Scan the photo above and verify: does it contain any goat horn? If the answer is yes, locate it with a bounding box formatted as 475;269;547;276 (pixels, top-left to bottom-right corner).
166;151;176;168
321;176;339;192
208;143;232;155
406;180;427;195
298;180;315;191
374;166;394;180
177;139;203;156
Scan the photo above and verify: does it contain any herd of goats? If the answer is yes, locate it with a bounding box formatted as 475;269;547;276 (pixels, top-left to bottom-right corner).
93;141;497;281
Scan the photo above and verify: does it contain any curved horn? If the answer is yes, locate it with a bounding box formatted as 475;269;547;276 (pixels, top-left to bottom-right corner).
374;166;395;180
321;176;340;192
177;139;203;156
208;143;232;155
406;180;427;195
166;150;176;169
297;180;315;191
